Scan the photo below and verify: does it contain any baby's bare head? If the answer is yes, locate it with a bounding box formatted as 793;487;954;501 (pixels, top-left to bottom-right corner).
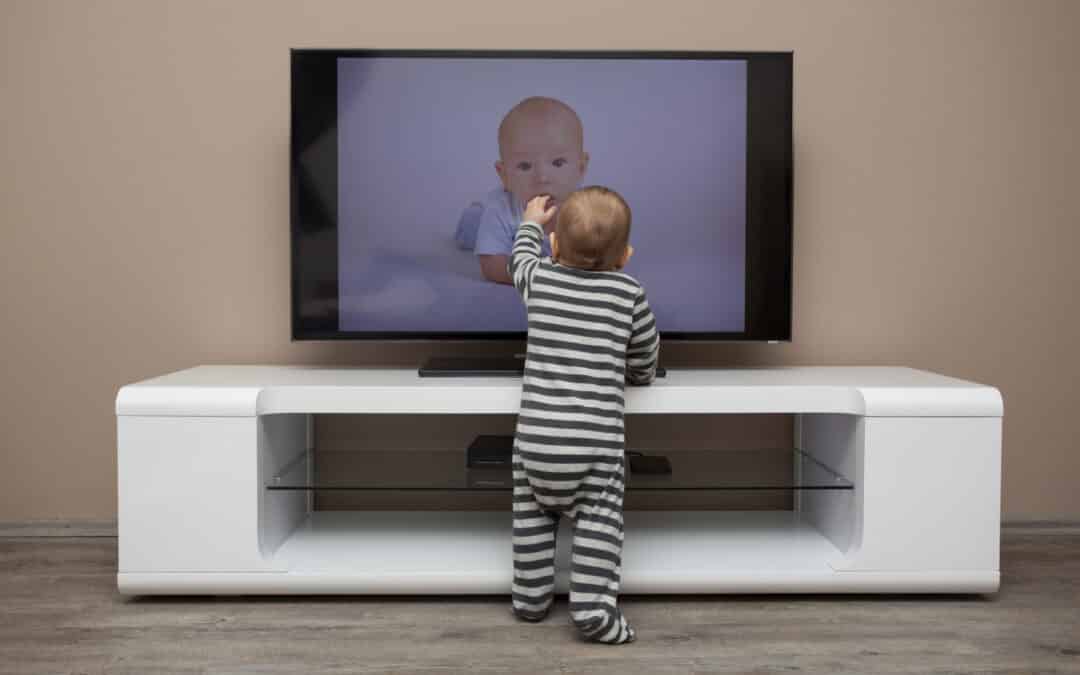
498;97;583;158
554;186;632;271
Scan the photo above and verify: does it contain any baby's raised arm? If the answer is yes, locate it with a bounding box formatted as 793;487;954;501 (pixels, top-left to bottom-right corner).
508;195;557;299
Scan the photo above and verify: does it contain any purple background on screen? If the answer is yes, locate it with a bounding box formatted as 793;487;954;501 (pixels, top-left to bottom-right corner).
337;57;746;333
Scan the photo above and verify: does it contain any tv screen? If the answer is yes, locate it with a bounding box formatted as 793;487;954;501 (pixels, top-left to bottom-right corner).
291;50;791;341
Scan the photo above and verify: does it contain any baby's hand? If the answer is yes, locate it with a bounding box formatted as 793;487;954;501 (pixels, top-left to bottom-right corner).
523;195;557;226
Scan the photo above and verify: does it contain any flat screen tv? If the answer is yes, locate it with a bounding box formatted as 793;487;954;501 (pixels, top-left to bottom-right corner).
291;50;792;360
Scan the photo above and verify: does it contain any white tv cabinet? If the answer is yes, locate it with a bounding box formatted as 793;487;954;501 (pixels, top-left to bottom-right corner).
115;365;1002;595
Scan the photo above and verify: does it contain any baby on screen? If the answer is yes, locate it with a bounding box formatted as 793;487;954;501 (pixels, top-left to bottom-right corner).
453;96;590;284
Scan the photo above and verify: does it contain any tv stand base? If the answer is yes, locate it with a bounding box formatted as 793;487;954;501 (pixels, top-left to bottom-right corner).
115;365;1002;595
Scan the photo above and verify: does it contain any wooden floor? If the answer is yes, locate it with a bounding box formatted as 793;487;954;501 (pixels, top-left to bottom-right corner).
1;532;1078;674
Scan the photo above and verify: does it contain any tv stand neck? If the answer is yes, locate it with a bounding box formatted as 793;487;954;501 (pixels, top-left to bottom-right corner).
418;356;667;378
418;356;524;377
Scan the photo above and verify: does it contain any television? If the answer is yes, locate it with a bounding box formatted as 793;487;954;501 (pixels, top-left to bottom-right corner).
291;50;792;370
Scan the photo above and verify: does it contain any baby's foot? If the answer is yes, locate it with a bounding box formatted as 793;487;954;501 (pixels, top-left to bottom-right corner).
600;614;635;644
511;602;552;623
572;609;635;644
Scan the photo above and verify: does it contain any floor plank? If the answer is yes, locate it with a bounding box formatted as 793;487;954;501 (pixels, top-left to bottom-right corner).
0;533;1077;674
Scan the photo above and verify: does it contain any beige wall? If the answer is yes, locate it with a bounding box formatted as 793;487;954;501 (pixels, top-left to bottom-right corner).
2;0;1077;523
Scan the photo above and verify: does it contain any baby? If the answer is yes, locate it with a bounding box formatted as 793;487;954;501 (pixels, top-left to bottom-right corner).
456;96;590;284
508;186;659;645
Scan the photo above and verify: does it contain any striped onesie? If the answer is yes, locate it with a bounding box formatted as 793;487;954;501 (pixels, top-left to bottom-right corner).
508;220;659;645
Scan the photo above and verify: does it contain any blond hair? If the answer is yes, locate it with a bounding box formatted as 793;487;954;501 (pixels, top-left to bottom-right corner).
554;186;632;271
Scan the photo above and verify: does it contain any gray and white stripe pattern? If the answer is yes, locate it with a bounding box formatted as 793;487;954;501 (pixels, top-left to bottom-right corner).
508;220;658;645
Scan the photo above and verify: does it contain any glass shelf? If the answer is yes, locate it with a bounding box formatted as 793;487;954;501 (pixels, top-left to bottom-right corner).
267;448;852;492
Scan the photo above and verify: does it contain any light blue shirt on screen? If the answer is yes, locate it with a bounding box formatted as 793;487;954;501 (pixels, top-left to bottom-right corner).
456;187;552;258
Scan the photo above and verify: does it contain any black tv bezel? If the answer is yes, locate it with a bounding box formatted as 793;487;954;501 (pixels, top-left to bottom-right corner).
291;49;793;342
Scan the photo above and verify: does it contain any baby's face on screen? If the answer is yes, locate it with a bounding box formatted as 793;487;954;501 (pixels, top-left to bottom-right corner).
496;115;589;209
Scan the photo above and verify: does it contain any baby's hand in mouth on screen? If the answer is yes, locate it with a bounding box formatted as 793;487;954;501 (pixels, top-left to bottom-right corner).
523;194;557;226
